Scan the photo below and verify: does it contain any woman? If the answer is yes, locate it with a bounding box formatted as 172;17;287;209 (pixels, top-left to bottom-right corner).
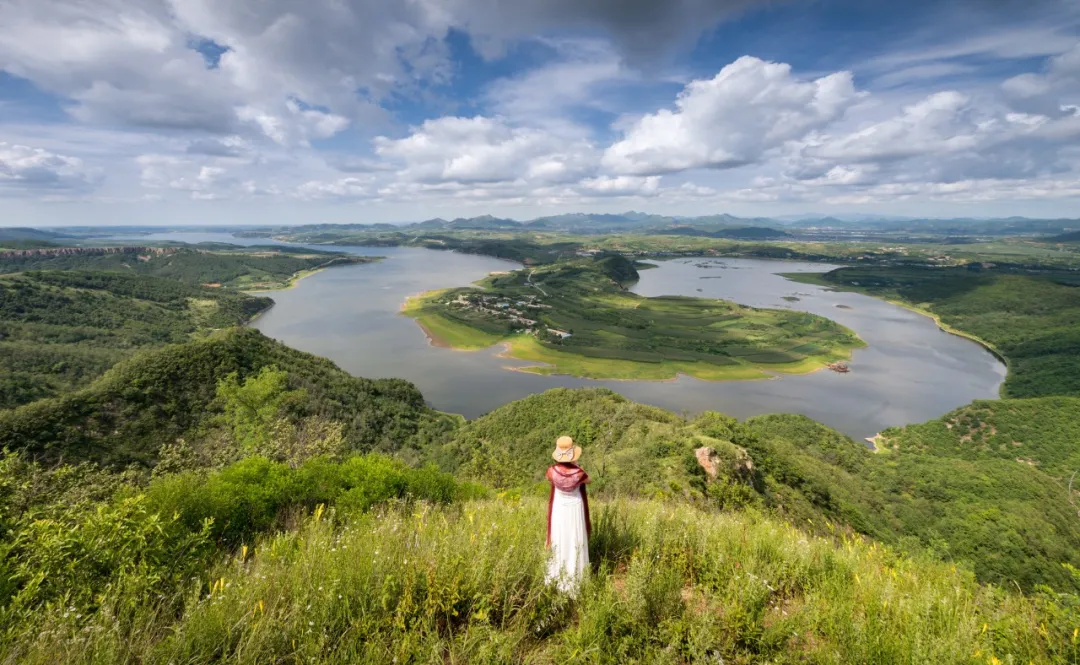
545;435;591;592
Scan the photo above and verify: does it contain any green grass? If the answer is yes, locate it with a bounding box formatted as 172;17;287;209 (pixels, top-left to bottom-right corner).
402;290;509;350
404;258;864;381
436;387;1080;592
7;498;1076;664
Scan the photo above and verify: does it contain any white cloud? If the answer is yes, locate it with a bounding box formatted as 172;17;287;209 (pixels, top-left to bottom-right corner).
602;57;860;175
136;154;243;200
1002;44;1080;117
1;1;1079;219
808;92;981;162
0;0;437;145
375;115;598;185
295;177;373;200
0;142;102;194
578;175;659;196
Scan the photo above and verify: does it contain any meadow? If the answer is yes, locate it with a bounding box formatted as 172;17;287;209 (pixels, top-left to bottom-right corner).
4;492;1077;665
404;256;864;381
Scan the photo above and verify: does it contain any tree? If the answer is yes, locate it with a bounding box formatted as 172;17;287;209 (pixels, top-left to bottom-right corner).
216;366;306;457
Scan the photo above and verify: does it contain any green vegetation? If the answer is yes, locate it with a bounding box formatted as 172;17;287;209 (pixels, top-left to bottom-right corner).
6;493;1076;664
277;223;1080;272
0;327;453;467
5;223;1080;661
0;271;271;409
0;244;380;409
0;246;372;289
435;387;1080;593
405;255;863;380
785;265;1080;398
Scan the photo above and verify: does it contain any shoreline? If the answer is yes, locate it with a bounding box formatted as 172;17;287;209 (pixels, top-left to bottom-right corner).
779;271;1008;395
243;257;380;294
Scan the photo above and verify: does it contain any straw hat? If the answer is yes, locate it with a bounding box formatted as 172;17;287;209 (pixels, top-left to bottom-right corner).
552;435;581;463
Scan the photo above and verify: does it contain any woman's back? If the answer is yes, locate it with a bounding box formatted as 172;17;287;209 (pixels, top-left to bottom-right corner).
545;437;591;592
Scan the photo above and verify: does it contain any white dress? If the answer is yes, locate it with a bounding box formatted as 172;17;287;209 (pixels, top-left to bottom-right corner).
545;487;590;592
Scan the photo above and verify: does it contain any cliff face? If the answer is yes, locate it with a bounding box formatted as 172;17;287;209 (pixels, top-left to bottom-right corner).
1;246;177;258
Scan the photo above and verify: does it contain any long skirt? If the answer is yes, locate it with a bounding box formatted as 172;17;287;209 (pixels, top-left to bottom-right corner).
546;487;589;592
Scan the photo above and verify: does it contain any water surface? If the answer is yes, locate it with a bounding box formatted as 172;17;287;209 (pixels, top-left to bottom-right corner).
112;232;1006;439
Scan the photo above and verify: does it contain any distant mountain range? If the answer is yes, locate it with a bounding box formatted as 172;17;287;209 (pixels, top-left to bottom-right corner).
19;213;1080;239
317;211;1080;237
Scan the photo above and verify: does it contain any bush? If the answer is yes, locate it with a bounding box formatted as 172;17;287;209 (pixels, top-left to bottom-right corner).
143;453;466;546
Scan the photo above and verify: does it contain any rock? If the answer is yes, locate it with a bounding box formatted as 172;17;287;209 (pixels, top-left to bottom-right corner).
695;446;721;479
695;443;755;482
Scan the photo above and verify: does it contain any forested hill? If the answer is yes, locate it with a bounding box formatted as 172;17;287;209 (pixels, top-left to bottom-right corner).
0;245;371;289
0;271;271;409
0;327;452;467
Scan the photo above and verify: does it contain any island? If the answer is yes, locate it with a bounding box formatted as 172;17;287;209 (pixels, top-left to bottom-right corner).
403;254;864;380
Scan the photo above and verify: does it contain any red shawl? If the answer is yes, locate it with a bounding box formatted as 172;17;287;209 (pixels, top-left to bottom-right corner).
545;463;591;548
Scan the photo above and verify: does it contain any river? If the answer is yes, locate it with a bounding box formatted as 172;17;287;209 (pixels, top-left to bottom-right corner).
114;232;1006;439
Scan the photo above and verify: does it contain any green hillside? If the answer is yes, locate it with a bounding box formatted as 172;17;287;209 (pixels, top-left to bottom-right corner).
0;327;452;466
4;494;1074;664
0;271;271;408
0;228;68;249
0;246;369;289
438;388;1080;591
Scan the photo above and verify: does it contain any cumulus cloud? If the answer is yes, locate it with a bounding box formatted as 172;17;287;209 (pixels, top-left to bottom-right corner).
807;92;982;163
0;0;764;147
0;0;433;144
374;116;597;185
783;82;1080;192
603;57;860;175
1;0;1078;216
0;142;102;194
578;175;660;196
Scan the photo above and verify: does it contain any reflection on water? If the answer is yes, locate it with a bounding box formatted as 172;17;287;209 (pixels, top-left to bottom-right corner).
114;232;1006;439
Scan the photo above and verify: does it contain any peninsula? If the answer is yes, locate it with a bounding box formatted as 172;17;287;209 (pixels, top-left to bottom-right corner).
403;254;864;380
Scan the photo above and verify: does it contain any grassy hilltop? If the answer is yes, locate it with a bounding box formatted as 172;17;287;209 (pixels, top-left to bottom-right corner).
5;495;1074;664
404;254;863;381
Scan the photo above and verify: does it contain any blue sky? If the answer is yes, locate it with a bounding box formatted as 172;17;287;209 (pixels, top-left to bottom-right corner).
0;0;1078;226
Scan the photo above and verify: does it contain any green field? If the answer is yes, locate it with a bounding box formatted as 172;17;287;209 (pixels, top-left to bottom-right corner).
402;255;863;380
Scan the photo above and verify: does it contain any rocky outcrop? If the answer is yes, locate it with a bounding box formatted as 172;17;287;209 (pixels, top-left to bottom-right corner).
695;442;755;482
